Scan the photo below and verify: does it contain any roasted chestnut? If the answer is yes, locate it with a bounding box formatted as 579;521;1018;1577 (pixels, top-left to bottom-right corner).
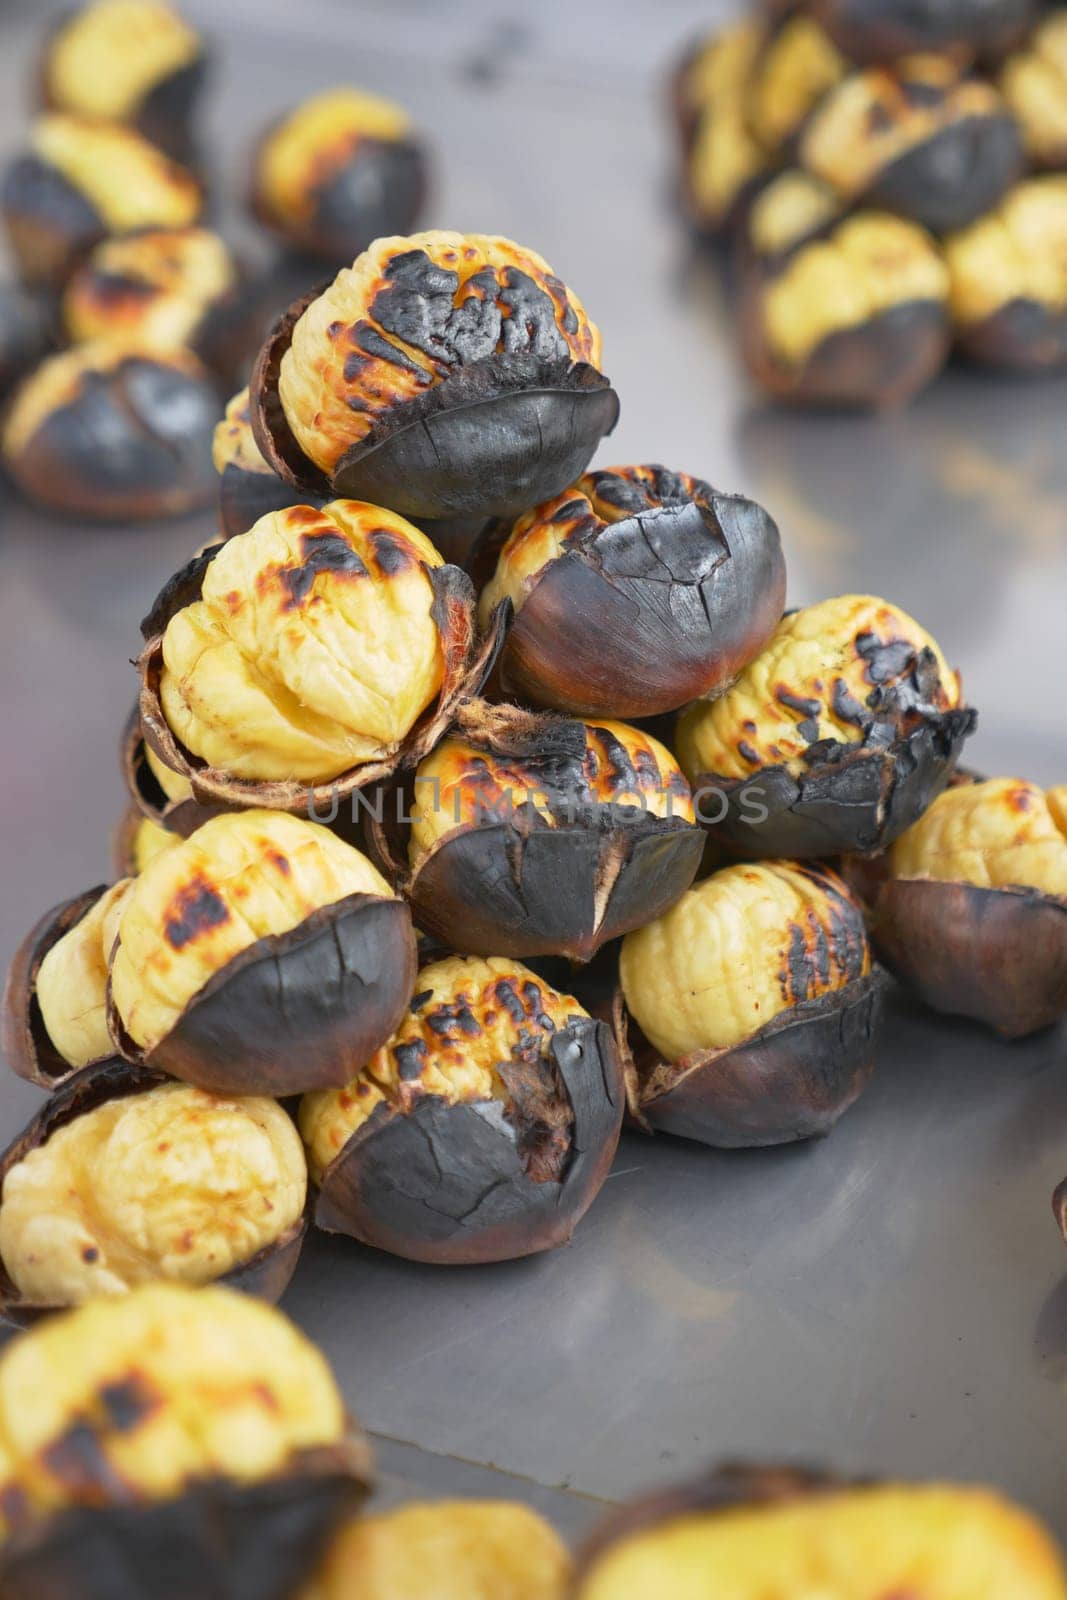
108;808;416;1096
369;702;703;962
120;700;212;839
0;283;54;399
0;1283;373;1600
139;500;490;812
745;14;847;156
62;226;259;382
855;776;1067;1036
944;177;1067;370
249;230;618;522
300;1500;571;1600
214;385;327;541
3;881;133;1089
300;954;624;1264
573;1462;1067;1597
112;806;180;877
799;56;1023;233
38;0;208;165
674;23;774;236
250;88;428;263
810;0;1035;64
740;167;846;271
740;209;950;407
676;593;976;856
0;1060;308;1320
478;465;786;717
1;114;201;290
617;860;884;1147
1000;12;1067;169
2;341;219;520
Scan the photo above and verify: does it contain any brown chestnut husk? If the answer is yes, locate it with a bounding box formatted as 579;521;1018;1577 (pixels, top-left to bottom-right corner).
0;1060;309;1327
3;343;219;521
2;885;113;1091
809;0;1035;65
119;700;219;838
368;701;704;962
478;465;786;719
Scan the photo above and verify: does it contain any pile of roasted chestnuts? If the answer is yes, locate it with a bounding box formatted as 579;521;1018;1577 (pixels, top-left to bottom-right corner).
674;0;1067;405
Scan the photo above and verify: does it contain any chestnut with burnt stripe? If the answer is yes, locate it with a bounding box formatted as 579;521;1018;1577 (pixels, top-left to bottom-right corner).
478;465;785;718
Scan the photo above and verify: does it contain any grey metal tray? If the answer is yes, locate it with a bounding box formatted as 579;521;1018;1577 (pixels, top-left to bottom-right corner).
3;0;1067;1545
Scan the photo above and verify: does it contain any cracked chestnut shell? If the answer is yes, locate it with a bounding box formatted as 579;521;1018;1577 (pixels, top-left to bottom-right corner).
676;594;976;858
107;809;417;1097
799;56;1023;234
573;1461;1067;1597
617;860;883;1148
119;699;217;840
38;0;209;166
944;177;1067;371
369;701;703;962
0;1283;373;1600
300;955;624;1265
810;0;1035;65
478;465;786;718
673;23;774;236
1;114;202;291
0;1060;309;1324
250;229;618;522
1000;12;1067;171
250;88;428;263
849;776;1067;1037
2;342;219;520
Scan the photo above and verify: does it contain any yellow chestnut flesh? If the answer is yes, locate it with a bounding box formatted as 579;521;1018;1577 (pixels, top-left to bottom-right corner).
0;1283;345;1527
1001;13;1067;167
28;114;200;233
747;169;842;260
746;16;846;154
0;1083;306;1305
302;1500;571;1600
46;0;201;122
144;739;194;805
63;227;236;351
890;777;1067;896
129;815;181;874
258;88;411;227
36;880;133;1068
944;177;1067;326
299;955;583;1184
579;1484;1067;1600
213;385;273;477
110;809;393;1055
278;230;601;479
158;500;445;784
675;594;959;783
620;860;869;1061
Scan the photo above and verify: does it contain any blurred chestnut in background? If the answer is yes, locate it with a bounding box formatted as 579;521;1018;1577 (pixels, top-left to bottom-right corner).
810;0;1035;65
370;702;703;962
62;227;260;382
108;810;416;1096
1;114;201;290
0;1284;373;1600
745;13;846;155
851;776;1067;1036
573;1462;1067;1597
673;23;774;236
139;501;488;812
38;0;208;165
799;56;1022;233
617;860;884;1147
0;282;54;399
250;88;428;264
1000;11;1067;169
2;342;219;520
0;1061;308;1322
250;229;618;523
945;176;1067;370
300;955;624;1264
478;465;785;717
676;594;976;857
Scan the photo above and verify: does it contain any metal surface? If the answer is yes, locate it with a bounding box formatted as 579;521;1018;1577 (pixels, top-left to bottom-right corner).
3;0;1067;1542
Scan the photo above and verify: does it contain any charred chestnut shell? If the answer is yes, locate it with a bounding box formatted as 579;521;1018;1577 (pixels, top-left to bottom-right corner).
3;344;219;521
369;702;704;962
2;885;114;1092
249;234;619;523
809;0;1035;65
0;283;54;398
0;1060;309;1326
479;466;786;718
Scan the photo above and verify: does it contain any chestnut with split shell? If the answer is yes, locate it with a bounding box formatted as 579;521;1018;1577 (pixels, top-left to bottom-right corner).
214;385;328;541
1000;13;1067;171
478;464;786;718
0;1060;309;1324
107;809;417;1097
744;14;847;156
617;859;884;1147
673;23;775;237
0;1283;373;1600
676;593;976;858
119;700;217;840
300;954;624;1264
249;229;619;523
369;701;704;962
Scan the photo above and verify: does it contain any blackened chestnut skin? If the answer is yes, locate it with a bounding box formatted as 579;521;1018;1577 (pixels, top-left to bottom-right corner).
313;1017;624;1265
2;886;111;1092
616;971;886;1148
955;302;1067;372
810;0;1034;66
0;1059;309;1327
865;115;1023;236
1;152;105;291
0;284;54;397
